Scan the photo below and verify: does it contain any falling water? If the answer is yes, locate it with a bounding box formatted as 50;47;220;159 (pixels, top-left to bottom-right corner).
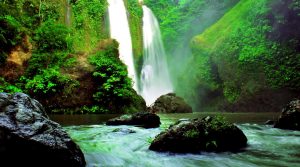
140;6;173;105
65;0;71;26
108;0;137;90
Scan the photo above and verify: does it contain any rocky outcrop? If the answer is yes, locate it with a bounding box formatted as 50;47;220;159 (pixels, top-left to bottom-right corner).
0;93;86;167
148;93;192;113
106;112;160;128
149;116;247;153
274;99;300;130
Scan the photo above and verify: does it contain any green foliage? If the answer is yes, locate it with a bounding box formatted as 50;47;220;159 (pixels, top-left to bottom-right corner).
22;67;78;97
82;105;109;114
0;77;22;93
125;0;143;61
39;0;61;22
71;0;108;51
204;115;233;149
26;52;74;77
208;115;233;130
33;20;71;52
180;0;300;109
0;15;23;65
184;129;199;139
144;0;239;52
89;41;137;113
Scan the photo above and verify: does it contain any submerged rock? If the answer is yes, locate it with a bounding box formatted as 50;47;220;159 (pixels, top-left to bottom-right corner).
274;99;300;130
148;93;192;113
112;128;136;134
0;93;85;167
106;112;160;128
149;116;247;153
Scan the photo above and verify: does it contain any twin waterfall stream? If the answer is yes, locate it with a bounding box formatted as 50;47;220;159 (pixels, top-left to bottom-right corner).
59;1;300;167
108;0;173;105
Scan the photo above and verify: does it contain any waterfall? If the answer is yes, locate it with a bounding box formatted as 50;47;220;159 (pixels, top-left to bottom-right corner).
108;0;138;90
140;6;173;105
65;0;71;26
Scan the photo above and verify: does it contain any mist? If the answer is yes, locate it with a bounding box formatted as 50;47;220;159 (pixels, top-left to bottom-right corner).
155;0;240;110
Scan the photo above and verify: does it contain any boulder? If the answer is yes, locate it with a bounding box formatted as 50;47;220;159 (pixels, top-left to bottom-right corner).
112;128;136;134
149;116;247;153
0;93;85;167
274;99;300;130
149;93;192;113
106;112;160;128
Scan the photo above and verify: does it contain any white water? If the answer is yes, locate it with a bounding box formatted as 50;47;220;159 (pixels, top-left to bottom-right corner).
140;6;173;105
108;0;137;90
65;119;300;167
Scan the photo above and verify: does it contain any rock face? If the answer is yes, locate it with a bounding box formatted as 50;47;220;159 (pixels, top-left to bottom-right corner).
149;93;192;113
0;93;86;167
149;116;247;153
106;112;160;128
274;99;300;130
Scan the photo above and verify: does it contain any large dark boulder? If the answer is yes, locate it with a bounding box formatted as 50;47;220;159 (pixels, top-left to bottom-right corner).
274;99;300;130
0;93;85;167
149;93;192;113
106;112;160;128
149;116;247;153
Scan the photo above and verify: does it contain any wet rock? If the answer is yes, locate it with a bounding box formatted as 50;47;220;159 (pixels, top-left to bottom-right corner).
148;93;192;113
112;128;136;134
274;99;300;130
149;116;247;153
106;112;160;128
0;93;85;167
265;120;275;125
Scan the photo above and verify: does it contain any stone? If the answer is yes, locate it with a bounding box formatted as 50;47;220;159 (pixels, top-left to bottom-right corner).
149;116;247;153
148;93;192;113
0;93;85;167
274;99;300;130
106;111;160;128
112;128;136;134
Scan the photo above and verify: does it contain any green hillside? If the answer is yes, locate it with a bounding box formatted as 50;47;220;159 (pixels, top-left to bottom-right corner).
179;0;300;112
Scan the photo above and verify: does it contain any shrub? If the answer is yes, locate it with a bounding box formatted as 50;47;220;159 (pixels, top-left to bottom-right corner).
89;41;146;113
0;77;23;93
26;52;75;77
88;41;142;113
22;67;78;97
33;20;71;52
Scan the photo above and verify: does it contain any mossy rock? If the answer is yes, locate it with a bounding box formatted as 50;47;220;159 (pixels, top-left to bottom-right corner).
149;93;192;113
149;116;247;153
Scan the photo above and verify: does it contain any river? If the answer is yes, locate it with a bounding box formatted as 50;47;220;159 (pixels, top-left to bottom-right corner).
51;113;300;167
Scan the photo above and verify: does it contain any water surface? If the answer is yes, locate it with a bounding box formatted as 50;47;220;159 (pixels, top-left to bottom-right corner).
61;113;300;167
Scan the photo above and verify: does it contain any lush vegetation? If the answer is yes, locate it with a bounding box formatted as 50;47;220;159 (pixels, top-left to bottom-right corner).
1;0;299;114
144;0;239;82
125;0;143;60
0;0;145;114
0;15;24;65
179;0;300;111
88;40;146;113
71;0;109;51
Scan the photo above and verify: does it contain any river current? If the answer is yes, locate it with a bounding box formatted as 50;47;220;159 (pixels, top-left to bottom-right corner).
59;113;300;167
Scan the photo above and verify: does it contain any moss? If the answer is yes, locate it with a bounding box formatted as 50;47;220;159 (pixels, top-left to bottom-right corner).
180;0;300;110
124;0;143;75
184;129;199;139
71;0;108;52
